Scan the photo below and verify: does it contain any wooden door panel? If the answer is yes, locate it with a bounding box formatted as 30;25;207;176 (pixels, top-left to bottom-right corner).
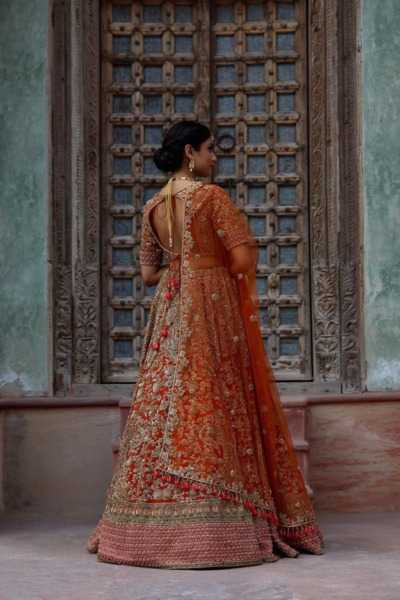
101;0;310;382
211;1;310;379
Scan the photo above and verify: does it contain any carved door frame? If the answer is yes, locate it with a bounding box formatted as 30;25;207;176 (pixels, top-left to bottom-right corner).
50;0;363;396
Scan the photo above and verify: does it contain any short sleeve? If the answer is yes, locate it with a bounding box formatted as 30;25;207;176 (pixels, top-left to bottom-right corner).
211;186;249;251
139;210;163;266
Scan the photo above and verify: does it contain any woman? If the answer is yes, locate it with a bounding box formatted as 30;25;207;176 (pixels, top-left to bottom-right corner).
88;121;323;568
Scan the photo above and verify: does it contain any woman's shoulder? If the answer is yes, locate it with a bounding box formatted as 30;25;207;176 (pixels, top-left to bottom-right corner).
200;183;226;194
196;183;232;202
201;185;236;213
142;192;162;214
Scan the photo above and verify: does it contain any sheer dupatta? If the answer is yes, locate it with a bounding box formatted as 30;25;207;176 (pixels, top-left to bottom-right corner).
226;218;320;536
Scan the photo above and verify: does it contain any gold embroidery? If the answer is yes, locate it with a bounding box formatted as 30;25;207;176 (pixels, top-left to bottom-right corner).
88;183;324;566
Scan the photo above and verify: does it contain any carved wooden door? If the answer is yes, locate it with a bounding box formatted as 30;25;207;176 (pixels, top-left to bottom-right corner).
101;0;311;383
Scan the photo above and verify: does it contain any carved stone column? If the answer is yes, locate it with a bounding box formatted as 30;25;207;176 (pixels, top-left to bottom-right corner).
309;0;341;384
337;0;364;392
51;0;102;395
51;0;73;395
70;0;102;385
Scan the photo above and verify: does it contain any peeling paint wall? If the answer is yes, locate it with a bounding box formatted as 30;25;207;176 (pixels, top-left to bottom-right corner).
0;0;49;395
362;1;400;391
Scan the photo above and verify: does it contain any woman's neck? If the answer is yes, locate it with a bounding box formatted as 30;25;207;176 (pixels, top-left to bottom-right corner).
171;168;195;181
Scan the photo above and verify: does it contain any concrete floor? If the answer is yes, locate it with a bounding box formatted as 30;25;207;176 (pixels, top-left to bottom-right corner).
0;512;399;600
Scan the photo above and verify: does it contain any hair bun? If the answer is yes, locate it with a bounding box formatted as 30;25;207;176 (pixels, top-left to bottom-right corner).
153;121;212;173
154;147;174;173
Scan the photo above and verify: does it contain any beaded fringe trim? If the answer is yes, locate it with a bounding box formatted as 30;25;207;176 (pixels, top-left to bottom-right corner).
152;468;317;539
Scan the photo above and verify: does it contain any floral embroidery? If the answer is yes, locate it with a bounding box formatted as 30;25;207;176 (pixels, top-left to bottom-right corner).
88;184;324;568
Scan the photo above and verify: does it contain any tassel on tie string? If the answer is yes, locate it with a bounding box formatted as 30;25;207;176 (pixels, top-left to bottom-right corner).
165;177;174;250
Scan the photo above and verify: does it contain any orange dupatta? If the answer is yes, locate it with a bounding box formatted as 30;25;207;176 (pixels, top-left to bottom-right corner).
231;225;318;532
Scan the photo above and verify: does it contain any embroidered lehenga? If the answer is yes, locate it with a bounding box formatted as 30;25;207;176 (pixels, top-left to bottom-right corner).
87;183;323;568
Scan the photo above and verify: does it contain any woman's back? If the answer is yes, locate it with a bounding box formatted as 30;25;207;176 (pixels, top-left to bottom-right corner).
148;187;188;256
146;183;250;260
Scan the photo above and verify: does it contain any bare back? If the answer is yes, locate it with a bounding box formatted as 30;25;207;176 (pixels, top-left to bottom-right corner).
149;183;196;256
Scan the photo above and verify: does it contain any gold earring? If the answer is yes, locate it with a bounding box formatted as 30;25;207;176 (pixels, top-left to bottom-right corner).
189;156;195;173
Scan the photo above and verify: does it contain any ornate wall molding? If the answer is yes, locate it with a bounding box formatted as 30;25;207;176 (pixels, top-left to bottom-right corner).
313;266;340;379
309;0;363;391
309;0;341;383
309;0;363;390
71;0;102;385
337;0;364;392
51;0;73;395
51;0;101;394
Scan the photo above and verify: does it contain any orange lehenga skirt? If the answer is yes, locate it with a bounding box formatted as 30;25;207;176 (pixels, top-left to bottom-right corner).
88;266;323;568
88;185;323;568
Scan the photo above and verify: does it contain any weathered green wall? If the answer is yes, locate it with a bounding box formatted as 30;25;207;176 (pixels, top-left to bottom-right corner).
0;0;49;395
362;1;400;391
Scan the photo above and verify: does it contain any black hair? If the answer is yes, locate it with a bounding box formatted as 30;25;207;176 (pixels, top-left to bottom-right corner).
153;121;212;173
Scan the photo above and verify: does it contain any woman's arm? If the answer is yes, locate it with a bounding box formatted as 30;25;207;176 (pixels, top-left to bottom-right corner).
228;243;254;276
141;264;167;287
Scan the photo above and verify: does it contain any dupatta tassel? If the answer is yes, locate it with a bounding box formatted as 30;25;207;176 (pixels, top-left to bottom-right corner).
278;523;317;538
150;468;280;521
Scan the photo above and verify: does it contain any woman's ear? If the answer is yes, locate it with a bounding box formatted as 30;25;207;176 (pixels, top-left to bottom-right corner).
184;143;193;160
